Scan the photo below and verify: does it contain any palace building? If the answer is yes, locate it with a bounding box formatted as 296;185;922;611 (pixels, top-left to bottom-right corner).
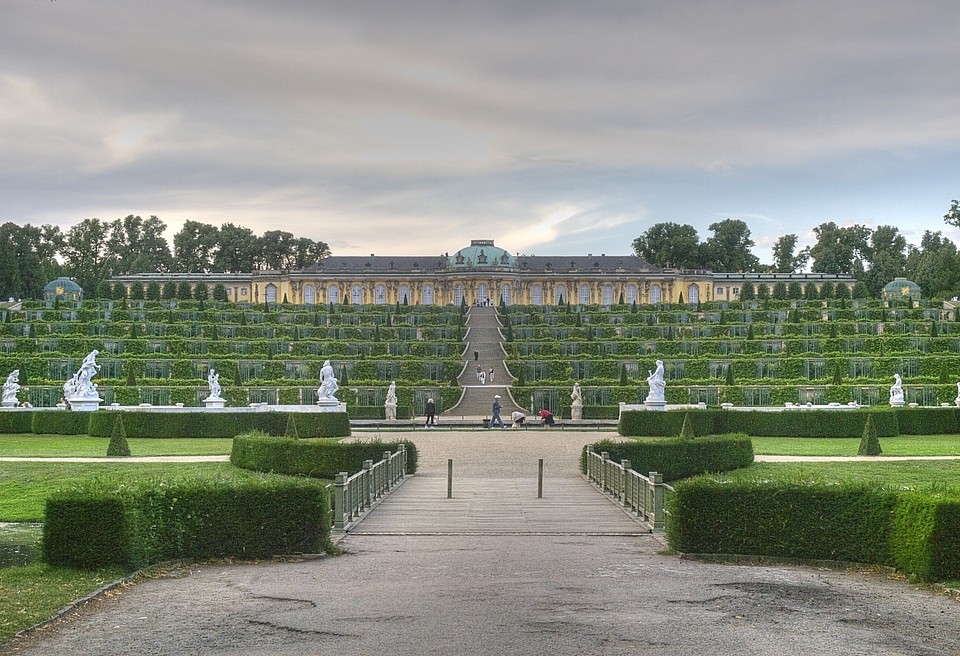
113;239;855;305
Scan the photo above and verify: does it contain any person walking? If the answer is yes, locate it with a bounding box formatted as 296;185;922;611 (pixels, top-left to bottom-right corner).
424;397;436;428
476;364;482;382
474;350;479;361
488;395;504;428
488;367;495;383
479;370;486;385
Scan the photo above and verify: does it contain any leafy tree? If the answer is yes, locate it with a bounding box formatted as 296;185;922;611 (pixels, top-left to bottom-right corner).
111;281;128;299
864;225;907;297
803;282;819;300
808;222;871;275
904;231;960;299
129;281;145;300
173;220;219;272
214;223;258;273
106;215;172;274
212;283;228;301
176;280;193;300
756;283;770;300
193;283;209;301
771;234;809;273
146;281;162;301
819;281;834;299
62;218;111;293
740;281;755;300
772;281;787;300
834;282;851;299
943;199;960;228
632;222;702;268
161;281;177;300
851;280;869;299
787;281;803;299
702;219;760;272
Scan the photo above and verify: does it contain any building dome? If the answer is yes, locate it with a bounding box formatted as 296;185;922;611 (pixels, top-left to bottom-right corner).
448;240;516;269
44;277;83;304
882;277;921;301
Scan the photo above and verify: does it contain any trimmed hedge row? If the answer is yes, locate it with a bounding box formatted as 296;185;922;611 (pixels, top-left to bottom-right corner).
31;411;90;435
585;434;754;482
43;475;331;570
230;433;418;478
348;405;413;420
666;479;960;581
86;411;351;439
615;408;953;438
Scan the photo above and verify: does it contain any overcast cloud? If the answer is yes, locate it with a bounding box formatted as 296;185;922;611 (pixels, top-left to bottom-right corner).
3;0;960;261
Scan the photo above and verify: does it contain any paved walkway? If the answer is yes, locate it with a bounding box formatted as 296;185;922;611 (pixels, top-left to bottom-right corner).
6;430;960;655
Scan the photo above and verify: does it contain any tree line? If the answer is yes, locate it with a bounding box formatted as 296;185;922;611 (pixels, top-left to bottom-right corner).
0;216;330;300
633;203;960;298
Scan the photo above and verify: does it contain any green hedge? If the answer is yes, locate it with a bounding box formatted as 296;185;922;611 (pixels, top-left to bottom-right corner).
87;411;351;438
586;434;754;482
231;433;417;478
348;405;413;420
618;409;903;438
0;410;35;433
666;478;960;581
893;407;960;435
31;410;91;435
43;475;331;570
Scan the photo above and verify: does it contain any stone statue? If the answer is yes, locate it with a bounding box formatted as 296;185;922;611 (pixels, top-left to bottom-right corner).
1;370;20;406
207;368;223;399
317;359;340;401
570;381;583;420
645;359;666;404
955;381;960;407
889;373;904;406
385;381;397;405
384;380;398;420
65;350;101;399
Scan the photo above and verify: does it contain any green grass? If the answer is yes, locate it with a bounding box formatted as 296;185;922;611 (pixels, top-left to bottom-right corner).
0;563;126;645
0;462;283;522
708;460;960;488
751;434;960;456
0;435;234;457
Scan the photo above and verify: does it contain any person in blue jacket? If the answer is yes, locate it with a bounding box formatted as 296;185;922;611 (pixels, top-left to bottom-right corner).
488;394;504;428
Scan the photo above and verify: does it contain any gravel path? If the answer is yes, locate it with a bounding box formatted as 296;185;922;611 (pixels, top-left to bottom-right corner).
4;429;960;655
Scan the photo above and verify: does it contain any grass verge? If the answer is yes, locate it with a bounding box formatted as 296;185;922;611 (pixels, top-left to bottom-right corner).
0;435;234;458
709;460;960;488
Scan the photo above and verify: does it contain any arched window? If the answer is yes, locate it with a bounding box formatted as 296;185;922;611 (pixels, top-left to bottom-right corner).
477;283;488;304
650;284;662;304
265;284;277;303
602;284;614;305
327;285;339;304
626;284;638;304
532;285;543;306
580;285;590;305
500;284;511;305
351;285;363;304
555;285;567;305
398;285;410;305
422;284;434;305
687;284;700;304
454;284;464;307
304;284;315;305
375;284;386;305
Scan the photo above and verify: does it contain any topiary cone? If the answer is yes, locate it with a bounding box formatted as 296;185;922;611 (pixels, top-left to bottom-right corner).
679;413;696;440
857;414;882;456
107;414;131;457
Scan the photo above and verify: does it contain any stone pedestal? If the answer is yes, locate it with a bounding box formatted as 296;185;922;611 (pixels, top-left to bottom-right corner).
384;402;397;421
889;399;905;408
644;400;667;411
570;401;583;421
316;399;344;413
0;400;17;408
203;397;226;409
67;396;103;411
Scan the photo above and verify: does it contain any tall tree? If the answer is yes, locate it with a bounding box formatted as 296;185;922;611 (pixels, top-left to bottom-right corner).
943;199;960;228
62;218;111;293
173;220;219;272
864;225;907;296
771;234;809;273
106;215;172;274
258;230;298;270
213;223;259;273
905;231;960;299
631;222;702;268
702;219;759;272
808;222;871;275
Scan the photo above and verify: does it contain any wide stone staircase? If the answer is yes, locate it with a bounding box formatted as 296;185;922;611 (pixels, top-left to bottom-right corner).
445;306;524;420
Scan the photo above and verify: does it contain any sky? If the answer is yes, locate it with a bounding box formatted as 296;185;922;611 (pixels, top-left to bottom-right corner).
3;0;960;264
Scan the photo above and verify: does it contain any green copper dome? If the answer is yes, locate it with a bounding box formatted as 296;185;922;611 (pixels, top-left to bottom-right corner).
449;240;516;269
882;277;921;300
43;277;83;300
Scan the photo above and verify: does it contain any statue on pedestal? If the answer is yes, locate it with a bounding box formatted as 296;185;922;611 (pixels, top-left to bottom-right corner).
1;370;20;406
64;350;101;400
207;368;223;400
889;373;904;406
317;360;340;402
384;380;398;420
570;381;583;420
645;359;666;404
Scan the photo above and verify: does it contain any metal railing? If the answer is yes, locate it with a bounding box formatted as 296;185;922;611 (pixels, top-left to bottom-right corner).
332;444;408;531
584;447;671;531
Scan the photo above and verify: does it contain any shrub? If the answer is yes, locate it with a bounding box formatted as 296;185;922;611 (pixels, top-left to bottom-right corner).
31;410;90;435
44;475;331;570
87;411;350;439
0;410;35;433
679;413;695;440
618;409;900;438
585;434;753;482
857;414;881;456
107;415;131;457
890;491;960;581
231;433;418;477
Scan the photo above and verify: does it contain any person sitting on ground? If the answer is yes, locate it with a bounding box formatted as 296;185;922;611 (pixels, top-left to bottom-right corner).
511;411;525;428
538;409;555;427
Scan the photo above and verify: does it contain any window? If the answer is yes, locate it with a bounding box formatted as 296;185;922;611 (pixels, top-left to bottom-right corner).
602;284;614;305
477;283;488;304
580;285;590;305
715;286;724;296
375;284;386;305
264;284;277;303
626;285;637;304
327;285;339;304
687;284;699;304
398;285;410;305
422;285;434;305
555;285;567;305
454;284;464;306
650;284;661;304
304;284;315;305
351;285;363;304
532;285;543;305
500;284;511;305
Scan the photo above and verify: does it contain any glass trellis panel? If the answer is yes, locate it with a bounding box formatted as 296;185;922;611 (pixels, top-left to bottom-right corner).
688;387;719;405
48;360;73;380
664;360;685;380
27;386;61;407
421;361;446;381
413;388;441;415
351;285;363;304
500;284;511;305
238;361;264;381
804;359;826;380
897;358;919;377
532;285;543;306
905;387;937;405
284;361;311;379
852;387;882;405
144;360;171;378
602;285;614;305
327;285;339;303
687;284;700;304
627;285;637;304
650;284;661;304
375;285;386;305
139;387;171;405
398;285;410;305
265;284;277;303
375;361;400;379
709;360;731;378
755;359;780;378
797;387;826;404
584;387;612;405
247;388;278;405
454;284;464;306
148;340;166;353
849;358;873;378
555;285;567;305
530;388;560;413
842;338;865;353
571;361;592;379
98;359;123;379
304;284;315;305
743;387;772;406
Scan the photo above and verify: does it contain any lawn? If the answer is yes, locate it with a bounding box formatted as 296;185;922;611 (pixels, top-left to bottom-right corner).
0;462;292;522
751;434;960;457
0;435;234;458
705;460;960;488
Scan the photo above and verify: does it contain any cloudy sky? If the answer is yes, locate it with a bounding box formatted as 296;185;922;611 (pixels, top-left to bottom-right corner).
3;0;960;263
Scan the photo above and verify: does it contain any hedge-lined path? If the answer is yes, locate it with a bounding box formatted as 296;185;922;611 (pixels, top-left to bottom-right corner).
450;305;524;418
8;429;960;655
